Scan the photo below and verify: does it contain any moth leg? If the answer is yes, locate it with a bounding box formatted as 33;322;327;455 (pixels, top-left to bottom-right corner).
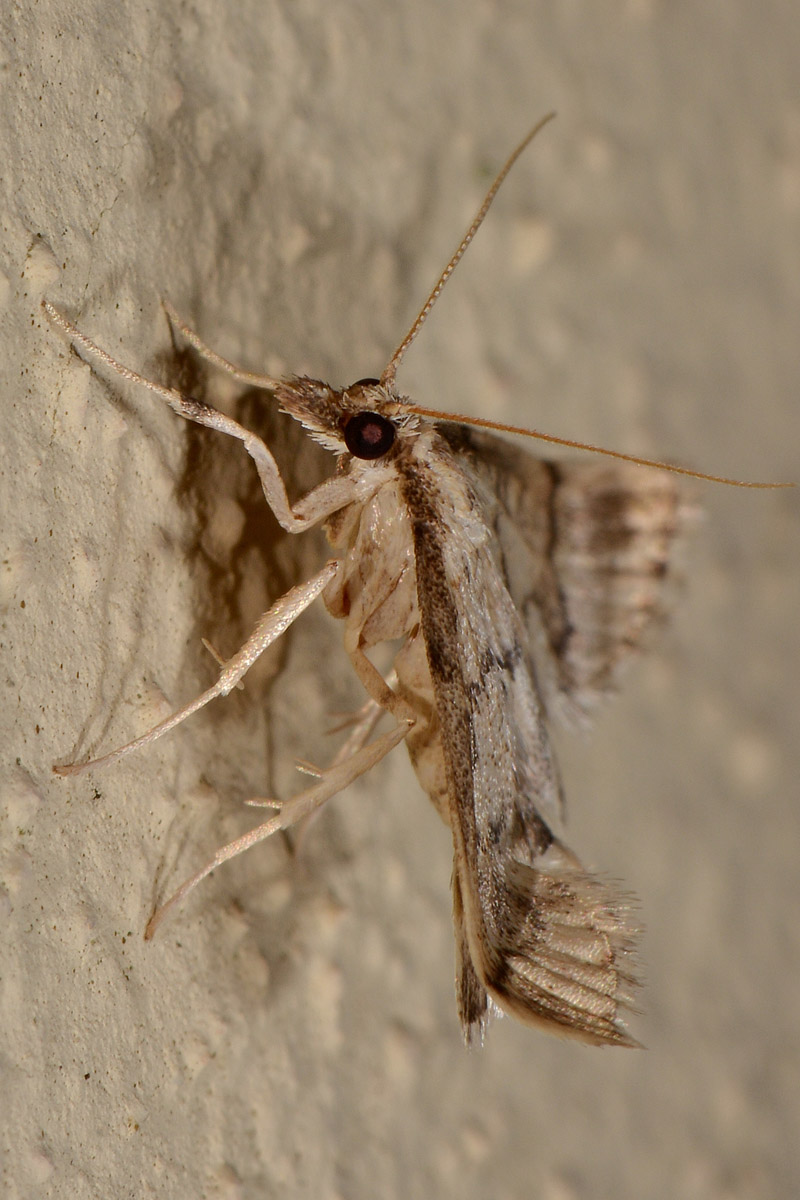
246;677;396;897
144;709;412;939
245;677;396;867
201;637;244;689
328;695;388;762
145;645;415;935
162;300;283;391
54;560;340;776
343;632;416;727
307;668;401;776
44;302;355;534
247;694;387;800
288;698;386;853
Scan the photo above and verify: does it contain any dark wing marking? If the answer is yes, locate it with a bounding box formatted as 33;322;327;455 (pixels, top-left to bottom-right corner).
452;870;491;1037
438;424;687;721
401;436;639;1046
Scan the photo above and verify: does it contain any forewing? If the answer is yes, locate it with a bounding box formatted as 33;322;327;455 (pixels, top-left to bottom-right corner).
402;439;639;1046
439;424;687;720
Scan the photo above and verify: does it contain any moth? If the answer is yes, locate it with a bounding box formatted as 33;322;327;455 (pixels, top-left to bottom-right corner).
46;115;780;1046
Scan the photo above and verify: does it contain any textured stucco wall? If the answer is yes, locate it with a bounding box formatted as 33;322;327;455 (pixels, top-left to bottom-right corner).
2;2;798;1198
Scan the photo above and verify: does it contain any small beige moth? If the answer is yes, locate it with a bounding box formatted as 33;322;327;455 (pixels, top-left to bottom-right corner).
45;115;785;1045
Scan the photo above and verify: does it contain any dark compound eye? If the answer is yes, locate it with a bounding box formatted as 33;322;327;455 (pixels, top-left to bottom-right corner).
344;410;396;460
350;377;380;387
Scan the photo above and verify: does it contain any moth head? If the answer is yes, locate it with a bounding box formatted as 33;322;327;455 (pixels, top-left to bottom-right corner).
274;374;418;459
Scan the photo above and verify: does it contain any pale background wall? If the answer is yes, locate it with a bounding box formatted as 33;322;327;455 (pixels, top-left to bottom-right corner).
2;2;798;1198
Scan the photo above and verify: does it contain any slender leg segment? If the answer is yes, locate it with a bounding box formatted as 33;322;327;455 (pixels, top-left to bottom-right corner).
138;630;415;935
145;713;412;939
43;302;357;533
162;300;284;391
54;561;340;775
327;680;396;767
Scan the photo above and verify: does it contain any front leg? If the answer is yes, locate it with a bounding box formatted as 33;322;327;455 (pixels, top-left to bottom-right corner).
162;300;284;391
43;302;356;533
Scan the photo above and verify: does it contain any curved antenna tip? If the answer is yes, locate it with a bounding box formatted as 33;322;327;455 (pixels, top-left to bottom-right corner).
382;114;557;386
406;404;793;490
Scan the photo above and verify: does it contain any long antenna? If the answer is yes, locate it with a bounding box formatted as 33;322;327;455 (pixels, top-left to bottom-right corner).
380;112;557;388
379;116;791;491
404;404;792;488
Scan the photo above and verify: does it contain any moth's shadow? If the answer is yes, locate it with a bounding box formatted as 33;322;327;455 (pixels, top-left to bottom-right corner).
151;342;341;881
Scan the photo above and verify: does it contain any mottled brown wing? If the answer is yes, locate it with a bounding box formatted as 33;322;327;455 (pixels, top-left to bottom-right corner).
402;435;639;1046
438;424;687;720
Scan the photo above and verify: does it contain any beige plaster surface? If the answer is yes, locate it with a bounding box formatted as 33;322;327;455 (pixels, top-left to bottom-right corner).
1;2;798;1198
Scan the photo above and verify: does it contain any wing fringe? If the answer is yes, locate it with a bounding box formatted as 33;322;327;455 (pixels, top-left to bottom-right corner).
465;844;641;1047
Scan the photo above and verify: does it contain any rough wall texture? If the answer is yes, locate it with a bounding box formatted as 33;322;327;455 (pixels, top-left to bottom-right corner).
2;2;798;1198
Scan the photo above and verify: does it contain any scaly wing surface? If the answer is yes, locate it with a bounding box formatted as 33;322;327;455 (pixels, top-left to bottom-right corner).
403;434;639;1045
439;424;687;722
